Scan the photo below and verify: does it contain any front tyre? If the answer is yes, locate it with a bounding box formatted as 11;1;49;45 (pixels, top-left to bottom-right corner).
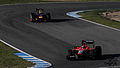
30;13;36;22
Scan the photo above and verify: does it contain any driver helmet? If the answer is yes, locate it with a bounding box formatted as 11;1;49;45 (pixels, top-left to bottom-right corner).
81;46;86;49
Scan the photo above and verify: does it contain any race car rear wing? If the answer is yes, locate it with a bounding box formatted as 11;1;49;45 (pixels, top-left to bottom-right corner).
81;40;94;44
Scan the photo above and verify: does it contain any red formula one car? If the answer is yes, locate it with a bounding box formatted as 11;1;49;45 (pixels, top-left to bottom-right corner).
66;40;102;60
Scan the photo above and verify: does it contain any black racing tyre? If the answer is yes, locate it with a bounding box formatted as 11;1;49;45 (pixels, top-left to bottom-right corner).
68;49;73;55
66;55;71;60
46;13;51;21
89;50;96;60
30;13;35;22
30;13;33;22
95;46;102;57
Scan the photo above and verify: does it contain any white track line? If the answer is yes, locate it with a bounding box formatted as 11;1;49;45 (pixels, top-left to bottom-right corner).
66;10;120;32
0;39;52;68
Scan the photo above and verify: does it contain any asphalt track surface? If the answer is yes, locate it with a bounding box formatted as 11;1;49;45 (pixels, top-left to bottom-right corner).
1;2;120;68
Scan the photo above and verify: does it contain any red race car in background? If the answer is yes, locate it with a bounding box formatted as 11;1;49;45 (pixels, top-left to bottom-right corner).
66;40;102;60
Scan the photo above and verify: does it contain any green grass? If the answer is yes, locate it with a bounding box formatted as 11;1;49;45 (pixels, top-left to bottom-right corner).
0;41;35;68
77;9;120;30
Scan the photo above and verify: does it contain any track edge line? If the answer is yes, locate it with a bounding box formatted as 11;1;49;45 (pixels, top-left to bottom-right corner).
0;39;52;68
66;10;120;32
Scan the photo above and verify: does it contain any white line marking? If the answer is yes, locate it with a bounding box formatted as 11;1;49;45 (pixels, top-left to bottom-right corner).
23;58;37;59
66;10;120;32
26;60;40;61
0;39;52;68
17;55;34;57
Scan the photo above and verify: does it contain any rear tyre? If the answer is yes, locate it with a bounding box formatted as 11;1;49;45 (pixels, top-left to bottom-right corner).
46;13;51;21
95;46;102;59
89;50;95;60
